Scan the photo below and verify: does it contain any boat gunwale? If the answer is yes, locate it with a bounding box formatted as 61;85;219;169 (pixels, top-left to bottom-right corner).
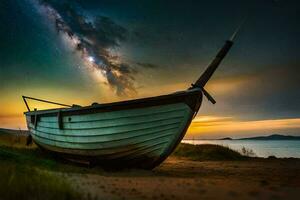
24;88;202;117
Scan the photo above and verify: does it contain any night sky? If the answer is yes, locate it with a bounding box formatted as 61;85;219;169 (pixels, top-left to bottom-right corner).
1;0;300;138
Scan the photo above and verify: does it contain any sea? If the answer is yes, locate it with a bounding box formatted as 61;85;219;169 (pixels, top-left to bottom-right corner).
182;139;300;158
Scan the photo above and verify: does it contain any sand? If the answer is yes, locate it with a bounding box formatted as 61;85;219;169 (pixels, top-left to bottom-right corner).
66;156;300;200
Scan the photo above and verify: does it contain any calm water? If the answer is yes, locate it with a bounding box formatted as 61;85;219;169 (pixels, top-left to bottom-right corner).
182;140;300;158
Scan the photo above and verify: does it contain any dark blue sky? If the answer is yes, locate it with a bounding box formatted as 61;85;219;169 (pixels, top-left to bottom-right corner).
1;0;300;134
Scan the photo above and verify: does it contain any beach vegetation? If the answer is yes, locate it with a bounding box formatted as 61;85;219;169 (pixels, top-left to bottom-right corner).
174;143;246;161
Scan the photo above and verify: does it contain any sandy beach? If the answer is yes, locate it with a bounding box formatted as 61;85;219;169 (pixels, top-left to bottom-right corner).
64;156;300;200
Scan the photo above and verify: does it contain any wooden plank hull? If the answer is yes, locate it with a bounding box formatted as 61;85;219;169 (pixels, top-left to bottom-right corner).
25;89;202;168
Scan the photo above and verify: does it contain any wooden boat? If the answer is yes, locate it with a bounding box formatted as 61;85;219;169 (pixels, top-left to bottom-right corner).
23;29;239;169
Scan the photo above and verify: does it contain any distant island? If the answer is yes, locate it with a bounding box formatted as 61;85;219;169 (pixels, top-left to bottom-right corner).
237;134;300;140
185;134;300;140
217;134;300;140
218;137;233;140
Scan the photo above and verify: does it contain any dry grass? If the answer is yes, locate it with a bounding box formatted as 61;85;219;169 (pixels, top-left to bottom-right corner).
173;143;246;161
0;163;82;200
0;129;85;200
0;129;33;149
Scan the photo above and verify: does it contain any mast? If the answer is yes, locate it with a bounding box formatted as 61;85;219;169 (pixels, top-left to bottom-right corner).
192;40;233;88
190;23;244;104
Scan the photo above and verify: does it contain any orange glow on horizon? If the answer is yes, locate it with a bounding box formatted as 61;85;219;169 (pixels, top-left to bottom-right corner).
188;116;300;138
0;115;26;129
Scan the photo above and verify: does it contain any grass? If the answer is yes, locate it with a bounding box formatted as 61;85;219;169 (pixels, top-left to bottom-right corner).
173;143;246;161
0;163;82;200
0;145;84;200
0;144;95;173
0;129;91;200
0;129;75;171
0;130;29;148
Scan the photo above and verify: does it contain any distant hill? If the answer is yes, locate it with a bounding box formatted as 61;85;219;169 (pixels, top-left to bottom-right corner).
186;134;300;141
237;134;300;140
0;128;29;147
218;137;233;140
0;128;28;135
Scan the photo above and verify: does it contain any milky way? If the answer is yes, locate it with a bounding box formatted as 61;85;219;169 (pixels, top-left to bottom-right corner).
36;0;137;96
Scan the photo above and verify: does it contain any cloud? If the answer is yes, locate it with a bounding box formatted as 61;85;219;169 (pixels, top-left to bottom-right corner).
229;66;300;115
202;63;300;119
37;0;137;96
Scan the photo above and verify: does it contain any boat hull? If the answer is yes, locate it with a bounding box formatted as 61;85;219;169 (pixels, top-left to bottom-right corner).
25;89;202;169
